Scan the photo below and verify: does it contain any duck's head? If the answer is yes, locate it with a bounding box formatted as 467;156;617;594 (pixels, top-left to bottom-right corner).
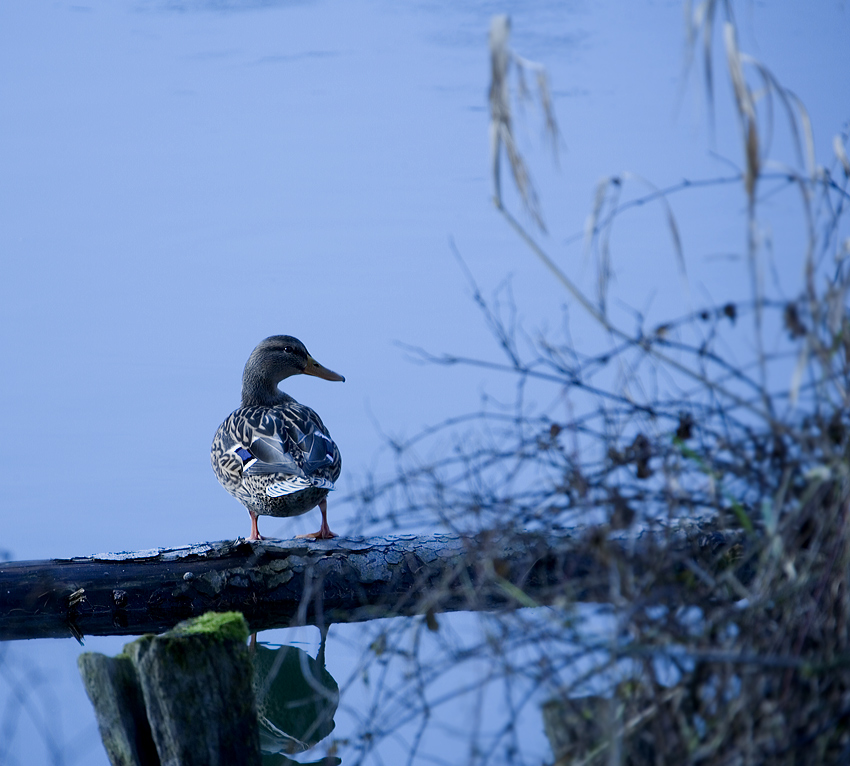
242;335;344;406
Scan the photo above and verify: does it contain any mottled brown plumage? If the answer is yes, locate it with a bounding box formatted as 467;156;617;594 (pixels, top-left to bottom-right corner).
211;336;344;540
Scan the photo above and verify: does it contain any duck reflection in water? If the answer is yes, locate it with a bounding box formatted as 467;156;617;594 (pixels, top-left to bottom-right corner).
250;628;340;763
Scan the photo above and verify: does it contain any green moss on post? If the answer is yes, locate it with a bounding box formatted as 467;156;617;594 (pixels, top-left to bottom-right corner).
136;612;259;766
79;612;260;766
167;611;250;643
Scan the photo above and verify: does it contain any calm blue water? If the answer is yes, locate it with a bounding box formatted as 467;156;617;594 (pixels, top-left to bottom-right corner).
0;1;847;763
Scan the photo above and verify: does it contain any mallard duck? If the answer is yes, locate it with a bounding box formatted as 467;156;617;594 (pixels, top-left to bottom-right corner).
211;335;344;541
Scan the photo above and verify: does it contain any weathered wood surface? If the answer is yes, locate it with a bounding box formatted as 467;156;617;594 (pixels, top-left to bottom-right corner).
79;613;261;766
0;525;745;641
78;650;159;765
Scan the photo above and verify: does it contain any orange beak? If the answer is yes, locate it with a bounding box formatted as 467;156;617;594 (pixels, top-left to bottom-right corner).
303;355;345;382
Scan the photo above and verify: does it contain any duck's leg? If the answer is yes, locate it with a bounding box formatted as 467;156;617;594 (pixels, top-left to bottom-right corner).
248;509;265;541
296;498;337;540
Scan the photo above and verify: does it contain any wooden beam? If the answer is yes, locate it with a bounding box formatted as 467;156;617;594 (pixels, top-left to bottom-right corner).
0;525;745;641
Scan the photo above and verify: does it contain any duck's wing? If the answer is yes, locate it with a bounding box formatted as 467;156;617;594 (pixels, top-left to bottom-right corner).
222;404;339;496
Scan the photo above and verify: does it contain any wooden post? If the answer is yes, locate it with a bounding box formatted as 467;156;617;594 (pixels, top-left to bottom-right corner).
79;612;261;766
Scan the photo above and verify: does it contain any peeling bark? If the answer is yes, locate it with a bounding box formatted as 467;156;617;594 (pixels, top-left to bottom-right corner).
0;524;746;641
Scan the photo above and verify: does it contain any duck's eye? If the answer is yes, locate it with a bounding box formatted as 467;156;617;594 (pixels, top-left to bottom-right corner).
283;346;294;354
